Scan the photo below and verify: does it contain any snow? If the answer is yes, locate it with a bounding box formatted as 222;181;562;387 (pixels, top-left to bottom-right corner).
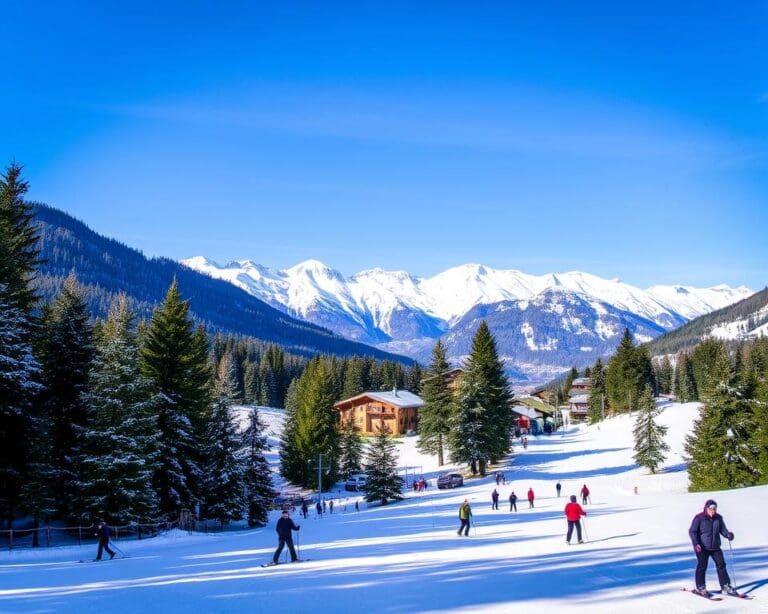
180;257;753;341
2;402;766;613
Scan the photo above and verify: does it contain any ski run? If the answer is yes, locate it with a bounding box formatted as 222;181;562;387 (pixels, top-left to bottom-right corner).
1;401;766;613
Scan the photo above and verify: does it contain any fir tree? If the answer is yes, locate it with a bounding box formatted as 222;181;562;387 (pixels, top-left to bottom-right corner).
417;341;454;466
405;363;423;394
140;279;205;516
449;322;512;475
279;357;340;489
364;425;403;505
674;351;696;402
339;420;365;477
37;275;94;519
342;357;366;399
79;294;160;524
242;407;274;527
587;358;606;423
605;328;654;412
0;284;42;526
632;384;669;474
691;339;731;404
200;360;245;522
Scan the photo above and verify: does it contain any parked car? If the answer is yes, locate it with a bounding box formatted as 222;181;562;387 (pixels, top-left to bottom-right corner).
345;473;369;492
437;473;464;489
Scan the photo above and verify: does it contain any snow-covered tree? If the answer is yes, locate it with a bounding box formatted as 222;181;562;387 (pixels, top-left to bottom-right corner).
364;425;403;506
199;356;245;522
79;294;160;524
242;407;274;527
339;420;364;477
417;341;454;466
140;279;205;517
37;275;94;520
632;385;669;474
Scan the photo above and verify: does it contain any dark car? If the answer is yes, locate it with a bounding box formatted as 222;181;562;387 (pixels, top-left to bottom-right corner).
437;473;464;489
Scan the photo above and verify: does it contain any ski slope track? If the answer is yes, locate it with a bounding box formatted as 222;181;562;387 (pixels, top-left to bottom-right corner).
1;402;766;613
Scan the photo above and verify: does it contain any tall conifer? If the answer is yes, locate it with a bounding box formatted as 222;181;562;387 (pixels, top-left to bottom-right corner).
242;407;274;527
417;341;454;466
632;385;669;474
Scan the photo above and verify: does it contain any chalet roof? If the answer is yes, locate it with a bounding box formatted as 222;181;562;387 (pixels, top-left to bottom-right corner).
569;394;590;404
511;404;540;419
572;378;592;386
334;389;424;409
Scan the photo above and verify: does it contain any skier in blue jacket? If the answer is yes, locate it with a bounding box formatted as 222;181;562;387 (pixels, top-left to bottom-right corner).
688;499;736;597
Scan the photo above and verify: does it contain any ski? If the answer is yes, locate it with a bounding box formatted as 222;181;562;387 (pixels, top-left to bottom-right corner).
681;588;722;601
720;590;753;600
261;559;311;568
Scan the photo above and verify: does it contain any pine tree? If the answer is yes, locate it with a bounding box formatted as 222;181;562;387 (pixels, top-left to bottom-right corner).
654;356;673;395
674;351;696;402
605;328;654;412
632;385;669;474
0;163;42;528
79;294;160;524
0;284;42;526
342;357;366;399
691;339;731;405
449;322;512;475
36;275;95;519
279;357;340;489
243;359;260;404
587;358;606;423
200;360;245;522
242;407;274;527
140;280;205;517
339;420;365;477
364;425;403;505
405;363;422;394
417;341;454;466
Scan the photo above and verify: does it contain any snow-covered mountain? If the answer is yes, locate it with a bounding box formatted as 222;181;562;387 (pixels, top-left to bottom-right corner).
182;257;754;384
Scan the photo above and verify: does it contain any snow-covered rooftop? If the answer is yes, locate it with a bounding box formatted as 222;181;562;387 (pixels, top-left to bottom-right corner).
336;389;424;408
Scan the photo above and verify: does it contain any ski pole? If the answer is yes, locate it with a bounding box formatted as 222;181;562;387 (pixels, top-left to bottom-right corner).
111;541;126;557
581;517;589;542
727;538;736;588
295;529;300;561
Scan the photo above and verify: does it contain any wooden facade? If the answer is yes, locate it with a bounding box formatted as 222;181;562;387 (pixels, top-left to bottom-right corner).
334;390;424;436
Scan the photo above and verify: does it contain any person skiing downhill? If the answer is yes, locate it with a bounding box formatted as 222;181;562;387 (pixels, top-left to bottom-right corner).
491;489;499;510
564;495;586;544
272;509;300;564
688;499;737;597
509;491;518;512
457;500;472;536
94;519;115;561
556;482;562;497
527;488;535;509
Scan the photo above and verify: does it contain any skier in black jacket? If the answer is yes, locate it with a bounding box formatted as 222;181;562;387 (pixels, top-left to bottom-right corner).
94;519;116;561
272;509;300;564
688;499;736;597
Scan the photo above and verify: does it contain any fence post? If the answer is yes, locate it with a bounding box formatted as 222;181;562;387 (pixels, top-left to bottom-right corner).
46;527;51;547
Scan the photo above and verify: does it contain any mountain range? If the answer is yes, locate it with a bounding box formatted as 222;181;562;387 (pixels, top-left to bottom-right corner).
181;257;754;384
32;205;411;364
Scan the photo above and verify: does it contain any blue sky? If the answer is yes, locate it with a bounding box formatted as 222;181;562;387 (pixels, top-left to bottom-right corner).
2;2;767;289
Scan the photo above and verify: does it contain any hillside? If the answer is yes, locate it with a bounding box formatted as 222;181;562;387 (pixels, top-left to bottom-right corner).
2;401;766;612
32;205;411;363
646;287;768;357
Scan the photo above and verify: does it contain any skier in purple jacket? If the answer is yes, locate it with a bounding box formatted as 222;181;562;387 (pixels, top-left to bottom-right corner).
688;499;736;597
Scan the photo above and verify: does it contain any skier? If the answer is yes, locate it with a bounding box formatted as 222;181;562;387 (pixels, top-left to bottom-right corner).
329;499;334;514
457;500;472;536
523;436;528;450
316;501;322;518
564;495;586;544
94;519;116;561
272;509;301;564
556;481;562;497
580;484;590;505
355;500;359;512
509;491;517;512
688;499;737;597
527;487;535;509
301;500;309;519
491;489;499;510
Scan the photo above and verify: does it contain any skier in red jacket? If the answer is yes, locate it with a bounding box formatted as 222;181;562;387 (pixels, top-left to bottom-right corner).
580;484;590;505
564;495;587;544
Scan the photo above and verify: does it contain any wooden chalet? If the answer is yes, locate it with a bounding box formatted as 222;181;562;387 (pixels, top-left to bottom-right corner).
567;377;592;420
334;389;424;436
